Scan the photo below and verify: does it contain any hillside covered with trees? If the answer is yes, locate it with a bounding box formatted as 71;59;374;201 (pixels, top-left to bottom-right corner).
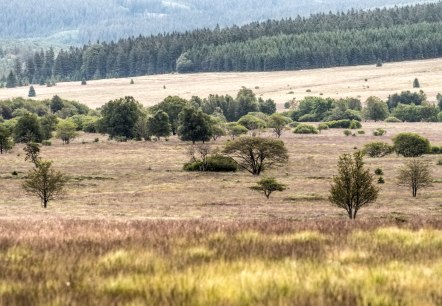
2;2;442;85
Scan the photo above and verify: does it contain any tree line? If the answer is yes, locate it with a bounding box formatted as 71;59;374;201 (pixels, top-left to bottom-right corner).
2;2;442;85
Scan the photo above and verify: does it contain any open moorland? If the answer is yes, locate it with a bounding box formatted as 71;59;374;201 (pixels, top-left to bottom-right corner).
1;58;442;109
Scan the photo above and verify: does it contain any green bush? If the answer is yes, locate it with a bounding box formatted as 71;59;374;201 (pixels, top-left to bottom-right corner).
385;116;401;123
374;168;383;175
343;130;352;136
362;141;393;158
323;119;361;129
318;123;329;132
373;128;387;136
431;146;441;154
183;155;238;172
378;177;385;184
392;133;431;157
289;122;300;128
293;124;318;134
42;140;52;146
357;130;365;134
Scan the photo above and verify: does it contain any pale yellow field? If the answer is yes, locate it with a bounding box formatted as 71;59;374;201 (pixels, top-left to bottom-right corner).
1;58;442;109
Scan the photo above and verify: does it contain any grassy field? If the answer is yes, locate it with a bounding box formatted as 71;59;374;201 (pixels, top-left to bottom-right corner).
0;58;442;109
1;62;442;304
0;219;441;305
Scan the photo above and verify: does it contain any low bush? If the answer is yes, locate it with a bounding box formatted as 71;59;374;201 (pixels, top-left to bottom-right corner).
373;128;387;136
378;177;385;184
393;133;431;157
343;130;352;136
431;146;441;154
374;168;383;175
184;155;237;172
42;140;52;146
363;141;393;158
293;124;318;134
385;116;401;123
357;130;365;135
323;119;361;129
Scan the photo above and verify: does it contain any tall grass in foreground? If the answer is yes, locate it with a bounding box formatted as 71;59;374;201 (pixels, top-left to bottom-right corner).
0;219;441;305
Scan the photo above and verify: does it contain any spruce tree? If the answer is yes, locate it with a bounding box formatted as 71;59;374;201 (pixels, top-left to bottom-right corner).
413;78;420;88
28;85;36;97
6;71;17;88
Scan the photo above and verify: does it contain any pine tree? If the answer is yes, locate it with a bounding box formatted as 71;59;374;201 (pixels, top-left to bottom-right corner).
28;85;36;97
6;71;17;88
413;78;420;88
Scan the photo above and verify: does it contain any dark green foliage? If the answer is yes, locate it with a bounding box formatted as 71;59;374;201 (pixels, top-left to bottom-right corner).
250;177;286;199
81;79;87;85
378;177;385;184
258;98;276;115
0;124;13;154
374;168;384;175
393;103;439;122
28;86;36;97
223;137;288;175
40;114;58;140
323;119;361;129
430;146;441;154
147;110;172;140
364;97;389;121
151;96;188;135
363;142;393;158
329;151;380;219
437;93;442;111
387;91;426;110
413;78;420;88
14;113;43;143
50;95;64;113
236;87;259;119
130;79;134;85
6;71;17;88
292;97;334;122
392;133;431;157
100;96;143;139
183;155;237;172
293;124;318;134
178;107;213;144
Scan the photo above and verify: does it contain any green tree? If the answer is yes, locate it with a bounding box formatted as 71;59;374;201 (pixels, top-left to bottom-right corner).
23;142;41;166
363;97;389;121
50;95;64;113
413;78;420;88
22;160;67;208
237;114;267;134
40;114;58;140
329;151;380;219
268;114;290;138
223;137;288;175
100;96;143;139
397;159;432;197
178;107;213;144
6;71;17;88
56;120;79;144
250;177;286;199
258;98;277;115
236;87;259;119
28;86;36;97
147;110;172;140
151;96;188;135
392;133;431;157
0;125;13;154
226;123;248;139
14;113;43;143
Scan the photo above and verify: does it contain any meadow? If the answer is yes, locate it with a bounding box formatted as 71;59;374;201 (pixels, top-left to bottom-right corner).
1;62;442;304
1;58;442;109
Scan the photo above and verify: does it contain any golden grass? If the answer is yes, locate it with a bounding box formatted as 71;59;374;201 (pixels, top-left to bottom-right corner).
0;58;442;108
0;220;441;305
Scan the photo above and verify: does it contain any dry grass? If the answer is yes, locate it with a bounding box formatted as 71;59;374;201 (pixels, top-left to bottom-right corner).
0;219;441;305
0;58;442;108
0;122;441;221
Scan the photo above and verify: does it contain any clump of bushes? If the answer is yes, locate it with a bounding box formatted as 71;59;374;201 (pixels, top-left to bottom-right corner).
385;116;401;123
392;133;431;157
322;119;361;129
293;124;318;134
343;130;352;136
431;146;442;154
362;141;393;158
183;155;237;172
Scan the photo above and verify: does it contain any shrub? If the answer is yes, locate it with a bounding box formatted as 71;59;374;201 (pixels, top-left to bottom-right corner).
374;168;383;175
250;177;286;199
42;140;51;146
94;138;100;143
362;142;393;158
293;124;318;134
183;155;237;172
357;130;365;135
343;130;352;136
323;119;361;129
385;116;401;123
289;122;300;128
11;171;18;176
393;133;431;157
431;146;441;154
318;123;329;132
373;128;387;136
378;177;385;184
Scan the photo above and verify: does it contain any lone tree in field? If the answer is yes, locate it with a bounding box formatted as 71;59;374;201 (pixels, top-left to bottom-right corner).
28;85;36;97
24;142;41;166
413;78;420;88
223;137;288;175
329;151;380;219
397;159;432;197
250;177;286;199
269;113;290;138
22;160;67;208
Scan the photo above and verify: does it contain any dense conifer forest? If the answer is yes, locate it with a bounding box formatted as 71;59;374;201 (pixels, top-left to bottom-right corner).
2;2;442;84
